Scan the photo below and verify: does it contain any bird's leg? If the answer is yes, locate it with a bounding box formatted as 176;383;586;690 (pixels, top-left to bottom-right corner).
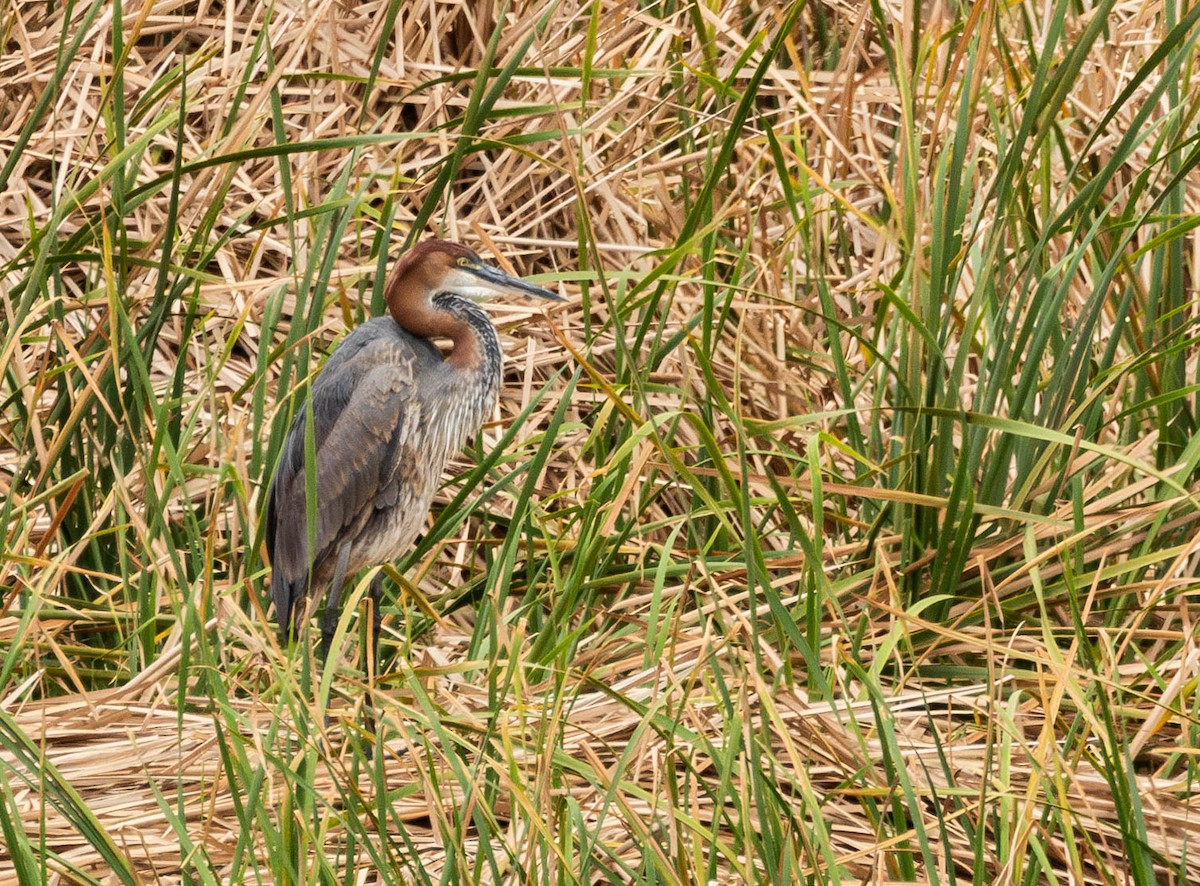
320;542;352;664
363;572;385;753
368;573;385;676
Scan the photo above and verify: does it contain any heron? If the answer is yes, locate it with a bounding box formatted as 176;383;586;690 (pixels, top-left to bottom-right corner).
265;239;562;662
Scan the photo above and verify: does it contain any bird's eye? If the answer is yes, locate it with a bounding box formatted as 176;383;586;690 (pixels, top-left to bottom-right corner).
457;257;471;268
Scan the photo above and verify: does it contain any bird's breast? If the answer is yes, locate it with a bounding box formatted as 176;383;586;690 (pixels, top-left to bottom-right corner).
350;503;431;575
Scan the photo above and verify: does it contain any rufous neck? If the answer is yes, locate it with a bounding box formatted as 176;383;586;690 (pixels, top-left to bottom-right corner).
384;262;486;371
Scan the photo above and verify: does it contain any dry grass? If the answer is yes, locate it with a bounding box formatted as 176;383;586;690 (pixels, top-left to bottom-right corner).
4;0;1200;883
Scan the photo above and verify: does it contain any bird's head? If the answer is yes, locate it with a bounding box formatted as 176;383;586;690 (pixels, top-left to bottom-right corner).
391;239;562;306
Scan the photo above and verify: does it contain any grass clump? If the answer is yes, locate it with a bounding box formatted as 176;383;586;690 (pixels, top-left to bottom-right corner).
3;0;1200;883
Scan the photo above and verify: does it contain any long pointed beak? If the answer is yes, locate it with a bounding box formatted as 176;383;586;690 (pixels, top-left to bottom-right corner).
470;261;563;301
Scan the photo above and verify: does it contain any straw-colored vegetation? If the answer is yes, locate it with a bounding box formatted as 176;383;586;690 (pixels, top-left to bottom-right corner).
3;0;1200;882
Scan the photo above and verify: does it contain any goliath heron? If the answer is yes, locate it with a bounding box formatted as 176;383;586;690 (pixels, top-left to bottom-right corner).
265;239;562;660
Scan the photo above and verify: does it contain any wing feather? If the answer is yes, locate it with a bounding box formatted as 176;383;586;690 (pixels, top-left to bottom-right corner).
265;319;442;635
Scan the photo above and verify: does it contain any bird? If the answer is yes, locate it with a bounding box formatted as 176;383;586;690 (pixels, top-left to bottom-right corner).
265;239;562;662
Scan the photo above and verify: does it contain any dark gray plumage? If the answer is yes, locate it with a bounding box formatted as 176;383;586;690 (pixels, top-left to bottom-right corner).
264;240;561;659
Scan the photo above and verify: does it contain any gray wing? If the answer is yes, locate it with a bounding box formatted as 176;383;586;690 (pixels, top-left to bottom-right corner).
265;320;442;635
